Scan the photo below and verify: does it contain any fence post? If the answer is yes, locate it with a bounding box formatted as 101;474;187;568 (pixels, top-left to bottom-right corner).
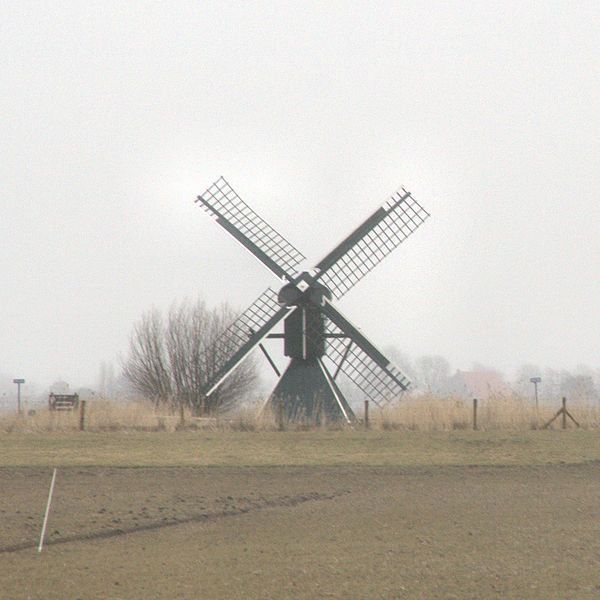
79;400;86;431
364;400;369;430
473;398;478;431
542;396;580;430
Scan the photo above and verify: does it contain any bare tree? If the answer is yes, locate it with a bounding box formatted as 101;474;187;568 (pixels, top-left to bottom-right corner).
560;372;598;402
414;355;451;394
513;363;542;397
383;346;417;383
98;360;118;398
122;300;257;414
122;309;172;406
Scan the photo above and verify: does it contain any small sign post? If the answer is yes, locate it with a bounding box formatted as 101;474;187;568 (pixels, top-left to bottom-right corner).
13;378;25;415
530;377;542;428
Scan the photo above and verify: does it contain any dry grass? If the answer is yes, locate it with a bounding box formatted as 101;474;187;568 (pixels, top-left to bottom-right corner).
0;399;280;434
0;399;172;433
1;394;599;434
375;393;600;431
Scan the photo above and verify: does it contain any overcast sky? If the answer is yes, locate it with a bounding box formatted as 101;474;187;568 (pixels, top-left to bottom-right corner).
1;1;599;392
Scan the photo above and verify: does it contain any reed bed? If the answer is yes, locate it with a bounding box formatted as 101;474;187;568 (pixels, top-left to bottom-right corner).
0;394;598;433
374;394;600;431
0;400;170;434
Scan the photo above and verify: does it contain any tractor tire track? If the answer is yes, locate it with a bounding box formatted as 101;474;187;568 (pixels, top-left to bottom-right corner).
0;490;349;554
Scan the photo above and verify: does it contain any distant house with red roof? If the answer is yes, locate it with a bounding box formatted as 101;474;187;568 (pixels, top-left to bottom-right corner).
449;370;510;400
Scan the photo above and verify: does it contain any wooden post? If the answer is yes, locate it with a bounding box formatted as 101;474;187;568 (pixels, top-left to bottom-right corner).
542;396;581;430
364;400;369;430
179;403;185;428
79;400;86;431
472;398;478;431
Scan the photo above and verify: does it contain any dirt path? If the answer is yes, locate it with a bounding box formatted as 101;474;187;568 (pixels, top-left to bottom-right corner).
2;464;600;599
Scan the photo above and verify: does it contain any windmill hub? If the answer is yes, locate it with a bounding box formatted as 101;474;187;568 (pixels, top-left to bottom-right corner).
277;275;332;307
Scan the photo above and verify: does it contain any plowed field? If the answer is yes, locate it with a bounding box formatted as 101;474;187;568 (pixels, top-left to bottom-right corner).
2;459;600;599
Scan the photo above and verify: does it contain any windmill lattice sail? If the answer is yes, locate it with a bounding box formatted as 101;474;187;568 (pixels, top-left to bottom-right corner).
322;321;409;407
196;177;306;279
317;303;410;406
204;288;294;396
314;189;430;298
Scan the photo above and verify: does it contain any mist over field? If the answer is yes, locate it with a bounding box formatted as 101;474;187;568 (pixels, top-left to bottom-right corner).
2;2;599;400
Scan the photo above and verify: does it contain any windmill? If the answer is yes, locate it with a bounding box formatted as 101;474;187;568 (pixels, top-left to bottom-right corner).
195;177;430;422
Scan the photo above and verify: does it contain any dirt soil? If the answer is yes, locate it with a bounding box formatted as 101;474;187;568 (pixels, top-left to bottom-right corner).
1;463;600;599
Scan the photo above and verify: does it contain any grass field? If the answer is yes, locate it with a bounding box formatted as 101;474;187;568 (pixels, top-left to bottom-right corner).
1;429;600;467
1;430;599;599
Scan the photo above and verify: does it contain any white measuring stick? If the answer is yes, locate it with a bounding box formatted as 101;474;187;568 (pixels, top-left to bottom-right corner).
37;468;57;553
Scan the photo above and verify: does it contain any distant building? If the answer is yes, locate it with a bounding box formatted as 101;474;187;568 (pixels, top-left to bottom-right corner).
449;370;510;400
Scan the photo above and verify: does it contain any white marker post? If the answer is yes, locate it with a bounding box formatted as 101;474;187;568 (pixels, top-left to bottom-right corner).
38;468;57;553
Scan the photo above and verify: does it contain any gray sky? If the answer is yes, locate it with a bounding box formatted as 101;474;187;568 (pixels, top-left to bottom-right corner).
1;1;599;390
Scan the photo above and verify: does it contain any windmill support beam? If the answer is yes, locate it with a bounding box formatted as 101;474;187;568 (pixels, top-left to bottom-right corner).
318;358;353;424
333;340;353;381
265;357;354;423
258;342;281;377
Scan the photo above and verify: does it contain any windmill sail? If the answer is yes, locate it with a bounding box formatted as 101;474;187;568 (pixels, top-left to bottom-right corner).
313;189;430;298
196;177;305;280
320;302;410;406
203;288;295;395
